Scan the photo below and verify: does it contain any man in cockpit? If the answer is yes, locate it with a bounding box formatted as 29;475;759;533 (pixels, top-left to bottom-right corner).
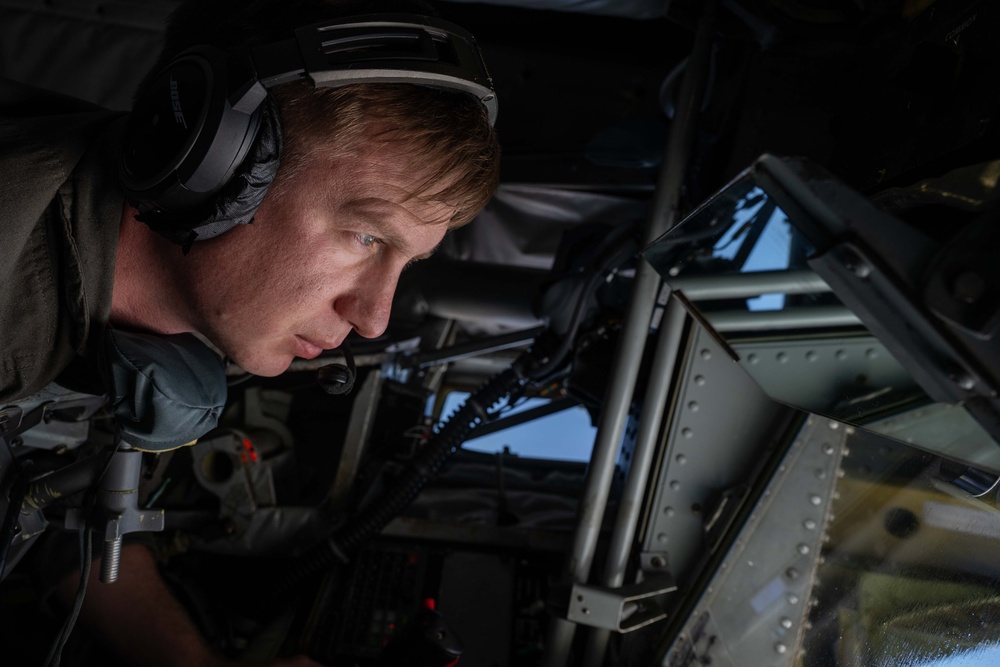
1;0;499;664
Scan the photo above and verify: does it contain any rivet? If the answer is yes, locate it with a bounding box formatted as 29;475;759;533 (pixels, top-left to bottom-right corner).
809;495;822;506
786;567;800;580
804;519;817;530
775;642;788;654
688;401;699;412
701;349;712;360
952;373;976;391
798;543;810;555
806;351;817;362
694;375;706;386
748;353;759;364
676;454;687;465
835;349;847;361
670;480;681;491
681;427;693;438
780;617;793;629
664;506;675;517
777;352;788;363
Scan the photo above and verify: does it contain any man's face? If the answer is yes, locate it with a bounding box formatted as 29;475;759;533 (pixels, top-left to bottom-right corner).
178;139;452;376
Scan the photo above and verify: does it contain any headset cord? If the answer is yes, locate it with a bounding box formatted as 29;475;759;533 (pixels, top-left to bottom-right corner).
42;433;123;667
42;525;93;667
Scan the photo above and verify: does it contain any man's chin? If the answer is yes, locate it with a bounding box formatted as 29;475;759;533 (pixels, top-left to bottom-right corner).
227;353;293;378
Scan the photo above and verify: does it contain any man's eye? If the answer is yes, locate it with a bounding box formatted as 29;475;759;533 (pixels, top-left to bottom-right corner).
356;233;379;248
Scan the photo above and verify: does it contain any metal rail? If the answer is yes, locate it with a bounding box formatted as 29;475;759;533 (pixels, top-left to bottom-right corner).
541;1;719;663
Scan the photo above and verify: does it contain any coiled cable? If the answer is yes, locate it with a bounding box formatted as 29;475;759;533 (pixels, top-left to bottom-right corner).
267;350;535;601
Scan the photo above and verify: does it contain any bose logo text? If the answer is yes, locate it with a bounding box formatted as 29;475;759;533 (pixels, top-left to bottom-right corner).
169;77;188;129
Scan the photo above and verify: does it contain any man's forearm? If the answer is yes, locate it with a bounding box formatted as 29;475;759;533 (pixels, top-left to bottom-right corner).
56;542;225;667
55;542;325;667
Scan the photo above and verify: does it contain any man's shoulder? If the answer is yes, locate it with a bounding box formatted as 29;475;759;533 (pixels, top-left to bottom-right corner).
0;77;125;404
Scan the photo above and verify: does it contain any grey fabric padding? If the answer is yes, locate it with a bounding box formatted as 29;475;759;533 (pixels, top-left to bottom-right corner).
102;329;227;452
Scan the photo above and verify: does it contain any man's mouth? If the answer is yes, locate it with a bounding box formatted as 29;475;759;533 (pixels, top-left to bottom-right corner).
293;335;325;360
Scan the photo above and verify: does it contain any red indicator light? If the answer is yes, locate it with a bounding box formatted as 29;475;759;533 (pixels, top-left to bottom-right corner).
250;450;258;462
243;439;253;450
422;598;436;611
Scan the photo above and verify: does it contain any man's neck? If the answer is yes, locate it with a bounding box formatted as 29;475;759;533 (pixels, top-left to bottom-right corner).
111;204;194;335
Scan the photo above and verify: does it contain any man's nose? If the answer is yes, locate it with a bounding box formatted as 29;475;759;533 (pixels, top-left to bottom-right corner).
339;270;399;339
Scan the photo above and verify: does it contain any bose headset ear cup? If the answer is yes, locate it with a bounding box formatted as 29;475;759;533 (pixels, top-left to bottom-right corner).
120;45;265;235
135;95;283;247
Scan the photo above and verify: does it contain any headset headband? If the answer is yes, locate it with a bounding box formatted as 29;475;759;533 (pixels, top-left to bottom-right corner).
120;13;497;244
249;14;497;124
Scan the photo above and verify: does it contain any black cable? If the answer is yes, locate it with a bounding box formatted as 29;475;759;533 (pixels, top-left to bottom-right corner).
43;523;93;667
265;229;637;605
532;228;640;380
41;433;123;667
266;354;533;603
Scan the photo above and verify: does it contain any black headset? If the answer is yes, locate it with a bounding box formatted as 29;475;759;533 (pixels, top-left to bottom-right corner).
119;13;497;246
120;13;497;394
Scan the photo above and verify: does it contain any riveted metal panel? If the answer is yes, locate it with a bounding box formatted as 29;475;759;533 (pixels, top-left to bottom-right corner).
662;416;848;667
730;336;1000;471
641;324;791;579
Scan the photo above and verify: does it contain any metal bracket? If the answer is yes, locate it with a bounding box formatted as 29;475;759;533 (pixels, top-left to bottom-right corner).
567;575;677;633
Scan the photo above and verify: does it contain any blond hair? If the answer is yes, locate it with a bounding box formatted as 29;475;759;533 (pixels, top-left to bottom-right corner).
271;81;499;227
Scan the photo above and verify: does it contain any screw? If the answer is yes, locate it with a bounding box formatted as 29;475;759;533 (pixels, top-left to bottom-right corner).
951;372;976;391
842;249;871;279
101;537;123;584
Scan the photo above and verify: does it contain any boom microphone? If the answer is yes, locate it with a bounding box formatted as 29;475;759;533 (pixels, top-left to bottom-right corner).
316;341;356;395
